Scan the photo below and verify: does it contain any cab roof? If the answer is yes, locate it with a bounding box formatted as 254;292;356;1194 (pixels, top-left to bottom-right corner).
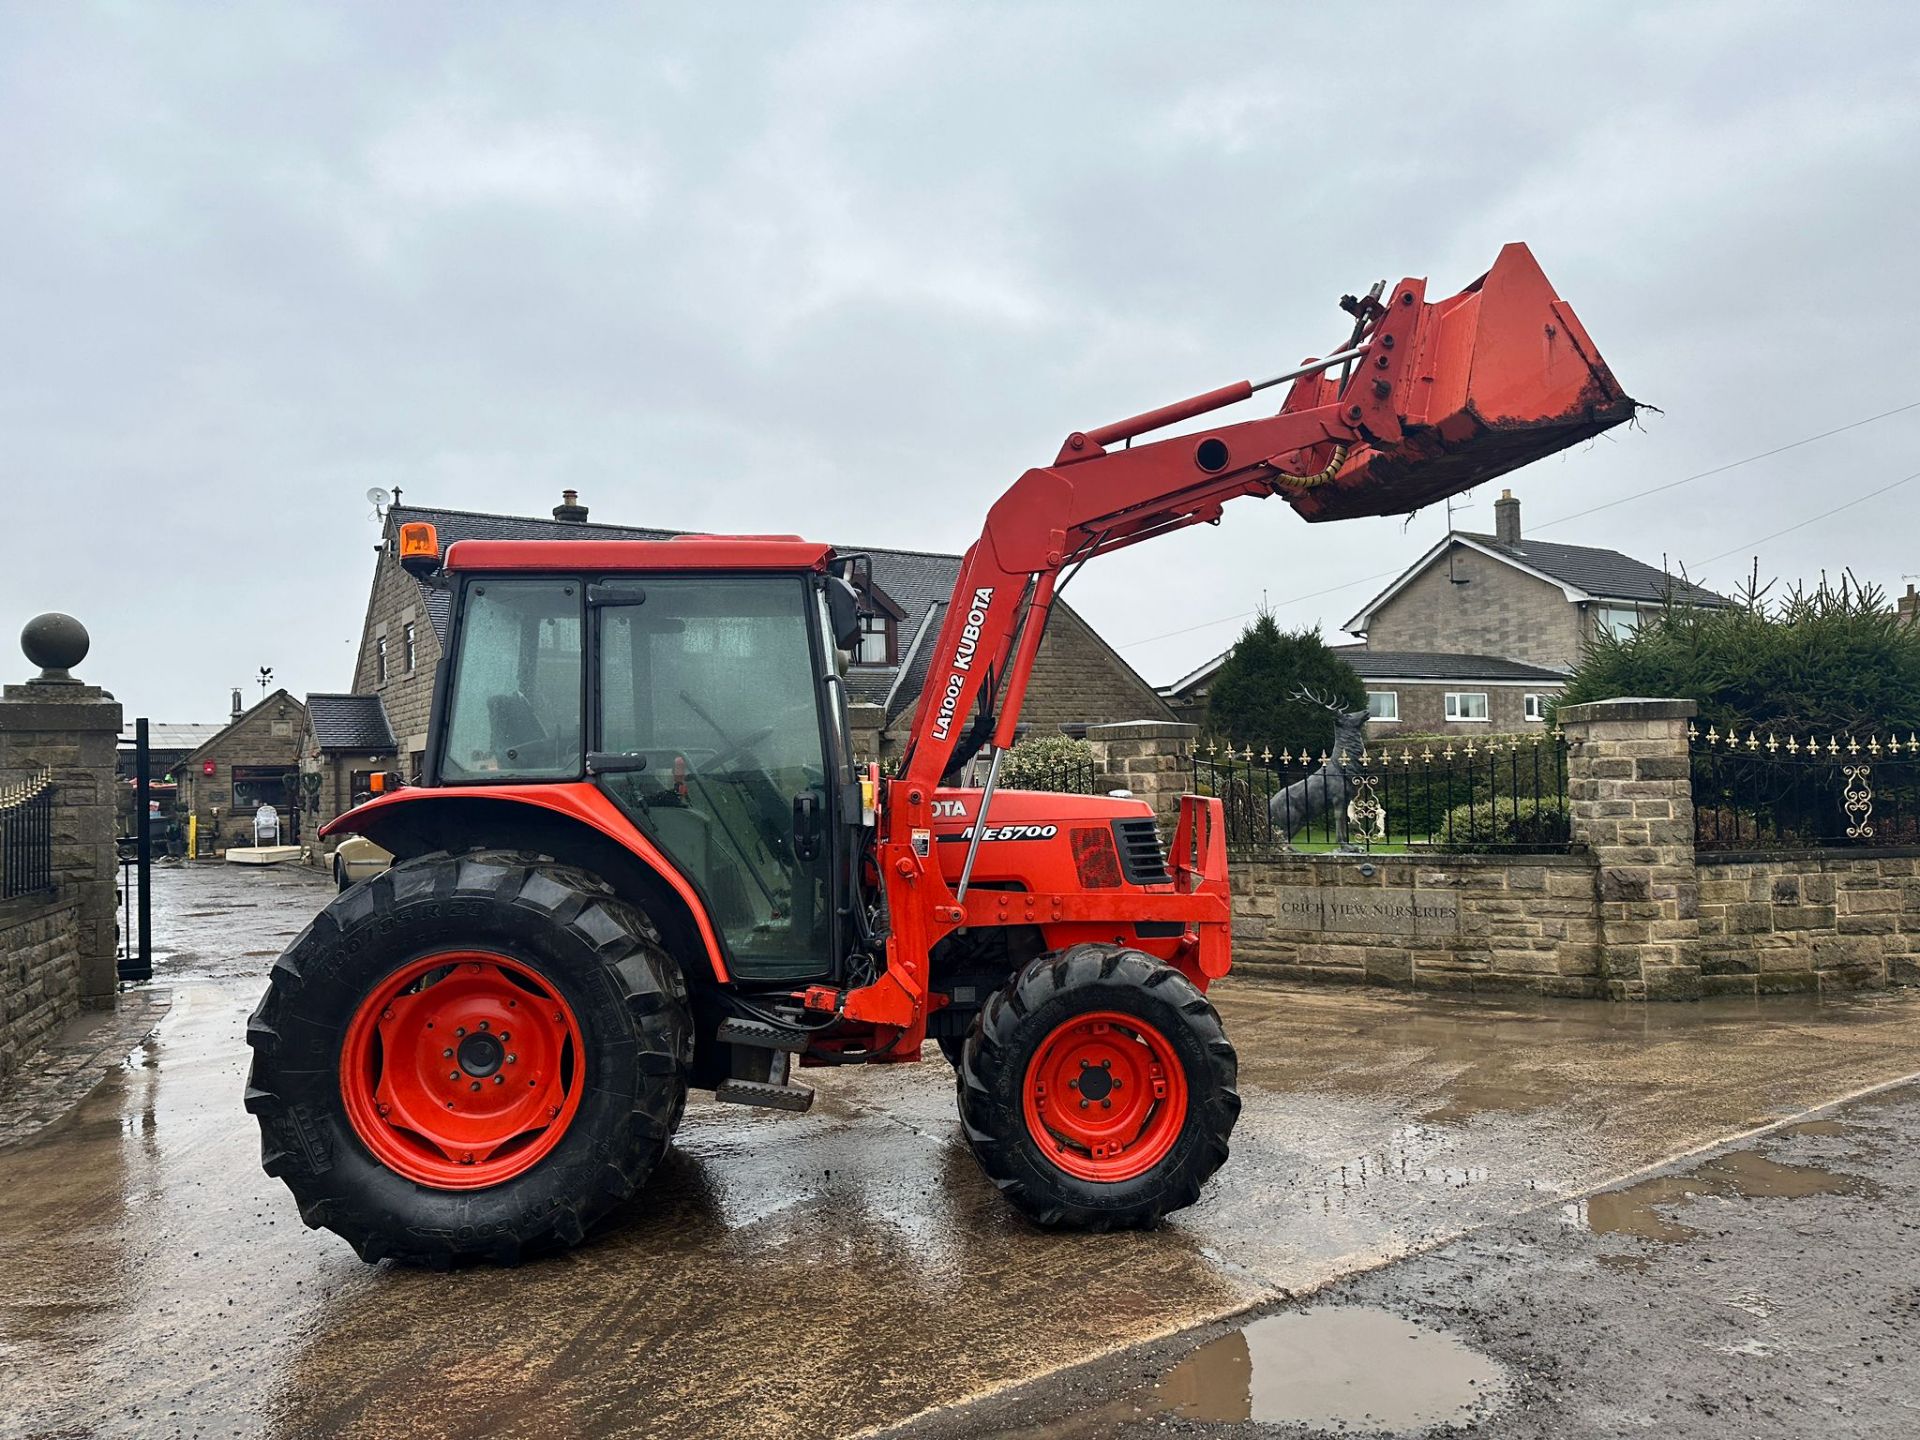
442;537;835;573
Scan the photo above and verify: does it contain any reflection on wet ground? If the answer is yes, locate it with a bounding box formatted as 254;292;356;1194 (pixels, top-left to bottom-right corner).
1567;1128;1877;1262
2;863;1918;1439
998;1305;1510;1437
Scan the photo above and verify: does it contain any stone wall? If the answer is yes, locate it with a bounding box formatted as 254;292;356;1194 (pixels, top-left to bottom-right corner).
1093;693;1920;1001
0;895;84;1086
1361;539;1584;671
1229;852;1604;996
1364;681;1558;737
0;650;123;1081
353;533;438;764
1697;853;1920;996
1086;720;1197;822
1017;605;1175;736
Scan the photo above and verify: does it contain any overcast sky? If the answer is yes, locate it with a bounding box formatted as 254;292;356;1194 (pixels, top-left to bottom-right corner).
4;2;1918;721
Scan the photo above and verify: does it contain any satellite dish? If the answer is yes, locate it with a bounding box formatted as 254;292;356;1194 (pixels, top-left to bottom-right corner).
366;487;391;519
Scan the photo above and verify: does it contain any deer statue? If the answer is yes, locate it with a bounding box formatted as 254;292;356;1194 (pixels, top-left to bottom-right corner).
1267;690;1373;851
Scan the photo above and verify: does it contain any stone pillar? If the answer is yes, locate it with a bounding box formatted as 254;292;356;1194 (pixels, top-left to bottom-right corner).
847;702;886;769
0;615;123;1005
1559;697;1700;1000
1085;720;1198;823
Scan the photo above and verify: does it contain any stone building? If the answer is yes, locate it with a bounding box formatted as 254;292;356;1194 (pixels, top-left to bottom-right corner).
341;493;1172;778
299;694;397;848
1165;490;1732;736
173;689;307;853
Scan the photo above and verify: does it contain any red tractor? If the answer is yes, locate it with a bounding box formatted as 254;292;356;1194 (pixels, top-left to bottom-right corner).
248;244;1632;1264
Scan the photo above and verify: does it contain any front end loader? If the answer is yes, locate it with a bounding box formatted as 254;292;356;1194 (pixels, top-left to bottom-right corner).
246;243;1633;1265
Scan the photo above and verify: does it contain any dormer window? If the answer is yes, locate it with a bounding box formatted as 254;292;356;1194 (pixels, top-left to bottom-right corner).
853;613;894;665
849;579;907;667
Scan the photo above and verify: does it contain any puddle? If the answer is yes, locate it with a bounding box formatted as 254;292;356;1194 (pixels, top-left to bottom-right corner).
1131;1306;1508;1432
1570;1150;1872;1246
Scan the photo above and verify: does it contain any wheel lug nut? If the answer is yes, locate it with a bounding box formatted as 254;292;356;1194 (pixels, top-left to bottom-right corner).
469;1081;481;1092
455;1027;467;1037
1079;1059;1090;1068
499;1032;510;1042
478;1020;490;1031
442;1048;453;1059
506;1054;517;1065
1067;1077;1078;1090
1102;1099;1112;1109
1101;1059;1110;1070
494;1075;504;1085
1079;1099;1089;1109
448;1071;459;1081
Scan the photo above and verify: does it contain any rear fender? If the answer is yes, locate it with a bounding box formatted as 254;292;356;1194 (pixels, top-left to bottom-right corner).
327;785;732;986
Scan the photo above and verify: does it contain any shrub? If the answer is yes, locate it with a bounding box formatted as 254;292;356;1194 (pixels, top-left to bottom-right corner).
1000;733;1096;792
1206;612;1366;757
1553;574;1920;737
1433;796;1571;853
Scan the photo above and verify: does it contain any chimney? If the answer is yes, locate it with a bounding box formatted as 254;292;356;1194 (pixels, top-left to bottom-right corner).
1900;583;1919;628
231;688;243;719
1494;488;1521;546
552;489;589;523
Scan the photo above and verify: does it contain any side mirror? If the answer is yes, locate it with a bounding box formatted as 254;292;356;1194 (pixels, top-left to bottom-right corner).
825;576;862;652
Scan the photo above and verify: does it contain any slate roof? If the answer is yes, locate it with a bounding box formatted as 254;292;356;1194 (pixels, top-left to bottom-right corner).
307;693;399;752
1329;648;1570;683
1161;646;1568;699
385;505;1153;724
1457;532;1732;608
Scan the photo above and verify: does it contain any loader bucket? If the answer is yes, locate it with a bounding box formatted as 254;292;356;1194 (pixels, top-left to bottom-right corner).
1275;243;1635;522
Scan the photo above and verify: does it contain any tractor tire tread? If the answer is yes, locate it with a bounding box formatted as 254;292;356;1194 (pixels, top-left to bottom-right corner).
958;943;1238;1231
246;849;691;1268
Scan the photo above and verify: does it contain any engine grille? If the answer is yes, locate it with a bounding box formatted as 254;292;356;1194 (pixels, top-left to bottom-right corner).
1111;818;1171;886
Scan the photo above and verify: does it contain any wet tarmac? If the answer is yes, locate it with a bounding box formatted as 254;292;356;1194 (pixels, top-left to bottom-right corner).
955;1082;1920;1438
3;861;1919;1439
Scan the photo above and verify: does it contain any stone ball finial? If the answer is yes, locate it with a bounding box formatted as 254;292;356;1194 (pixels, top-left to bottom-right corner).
21;612;89;684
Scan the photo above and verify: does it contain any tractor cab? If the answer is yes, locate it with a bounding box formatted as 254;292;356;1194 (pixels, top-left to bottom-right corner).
418;534;866;986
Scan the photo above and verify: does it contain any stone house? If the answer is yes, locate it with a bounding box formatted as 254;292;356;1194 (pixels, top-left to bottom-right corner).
337;492;1172;793
298;694;398;842
173;690;307;853
1164;489;1732;737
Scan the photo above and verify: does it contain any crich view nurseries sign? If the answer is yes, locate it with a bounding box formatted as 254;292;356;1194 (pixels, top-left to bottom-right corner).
1264;885;1462;937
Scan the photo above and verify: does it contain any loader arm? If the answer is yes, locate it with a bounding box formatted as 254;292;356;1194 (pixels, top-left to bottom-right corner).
895;241;1634;792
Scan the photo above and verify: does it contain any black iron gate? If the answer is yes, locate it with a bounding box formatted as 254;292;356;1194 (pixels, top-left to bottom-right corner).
118;716;153;983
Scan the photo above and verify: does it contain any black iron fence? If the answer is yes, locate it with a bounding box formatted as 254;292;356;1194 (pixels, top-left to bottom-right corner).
1189;734;1570;855
1;769;56;900
1013;756;1098;794
1691;726;1920;849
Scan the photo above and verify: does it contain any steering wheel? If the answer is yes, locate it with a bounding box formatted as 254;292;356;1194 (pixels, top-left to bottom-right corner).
708;726;775;771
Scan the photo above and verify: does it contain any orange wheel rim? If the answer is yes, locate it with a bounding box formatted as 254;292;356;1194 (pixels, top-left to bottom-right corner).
1021;1010;1189;1182
339;950;585;1190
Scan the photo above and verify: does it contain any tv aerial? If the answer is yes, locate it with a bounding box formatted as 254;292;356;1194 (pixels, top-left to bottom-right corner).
367;487;391;521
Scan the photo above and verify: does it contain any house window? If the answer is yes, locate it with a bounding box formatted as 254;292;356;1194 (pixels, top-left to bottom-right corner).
1523;693;1546;722
852;613;893;666
403;622;417;673
1445;692;1489;722
1366;691;1399;722
232;764;292;812
1596;605;1641;640
375;635;388;684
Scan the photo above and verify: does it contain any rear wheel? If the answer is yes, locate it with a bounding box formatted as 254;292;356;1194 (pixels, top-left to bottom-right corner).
246;850;691;1266
959;944;1238;1229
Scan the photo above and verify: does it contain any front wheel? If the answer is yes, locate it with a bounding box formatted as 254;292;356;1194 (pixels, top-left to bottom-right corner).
959;945;1239;1229
245;850;691;1266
